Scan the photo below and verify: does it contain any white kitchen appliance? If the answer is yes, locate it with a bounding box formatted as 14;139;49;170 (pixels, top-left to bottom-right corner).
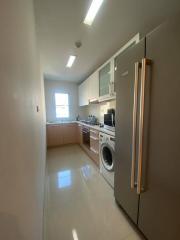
99;132;115;188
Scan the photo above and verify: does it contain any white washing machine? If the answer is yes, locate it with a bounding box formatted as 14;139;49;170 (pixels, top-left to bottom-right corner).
99;132;115;188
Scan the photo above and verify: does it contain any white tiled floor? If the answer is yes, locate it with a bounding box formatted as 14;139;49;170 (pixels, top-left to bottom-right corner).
44;144;143;240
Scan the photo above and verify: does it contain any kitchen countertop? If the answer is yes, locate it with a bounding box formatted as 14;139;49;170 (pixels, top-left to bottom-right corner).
77;122;115;137
46;121;77;125
46;121;115;137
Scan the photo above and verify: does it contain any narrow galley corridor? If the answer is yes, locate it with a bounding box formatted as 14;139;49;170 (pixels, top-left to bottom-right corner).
44;145;142;240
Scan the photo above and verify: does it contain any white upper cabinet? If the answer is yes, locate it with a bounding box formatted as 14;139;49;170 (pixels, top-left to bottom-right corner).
88;71;99;103
78;79;89;106
78;34;140;106
79;71;99;106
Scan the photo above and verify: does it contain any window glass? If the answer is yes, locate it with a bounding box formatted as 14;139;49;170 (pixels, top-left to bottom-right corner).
99;62;111;96
55;93;69;118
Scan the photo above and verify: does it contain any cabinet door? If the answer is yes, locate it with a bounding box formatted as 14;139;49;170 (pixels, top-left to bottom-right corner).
78;80;89;106
90;129;99;166
77;124;83;144
62;124;78;144
138;14;180;240
84;79;89;105
47;125;63;147
99;62;111;97
90;129;99;153
78;83;84;106
89;71;99;101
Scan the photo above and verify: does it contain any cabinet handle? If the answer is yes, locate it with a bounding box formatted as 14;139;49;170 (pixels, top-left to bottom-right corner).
131;62;141;189
137;58;151;195
111;81;114;94
90;129;98;134
90;147;98;155
90;136;99;141
109;83;111;95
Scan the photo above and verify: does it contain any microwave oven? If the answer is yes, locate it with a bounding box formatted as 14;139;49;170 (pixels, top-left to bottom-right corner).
104;109;115;131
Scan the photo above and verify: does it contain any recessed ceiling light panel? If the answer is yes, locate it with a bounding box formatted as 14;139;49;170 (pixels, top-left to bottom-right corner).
66;55;76;68
84;0;104;26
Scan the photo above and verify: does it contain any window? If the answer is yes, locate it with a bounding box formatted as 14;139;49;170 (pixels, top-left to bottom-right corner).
55;93;69;118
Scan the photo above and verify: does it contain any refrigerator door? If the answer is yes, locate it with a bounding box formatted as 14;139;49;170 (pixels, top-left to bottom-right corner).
138;15;180;239
114;39;145;224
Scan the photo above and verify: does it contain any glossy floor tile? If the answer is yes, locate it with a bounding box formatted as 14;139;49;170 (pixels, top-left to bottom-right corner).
44;145;143;240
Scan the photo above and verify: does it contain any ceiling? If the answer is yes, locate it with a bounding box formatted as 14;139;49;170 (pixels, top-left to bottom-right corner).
34;0;180;83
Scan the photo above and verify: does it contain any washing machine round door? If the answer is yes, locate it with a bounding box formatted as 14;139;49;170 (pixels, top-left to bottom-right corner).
101;143;114;171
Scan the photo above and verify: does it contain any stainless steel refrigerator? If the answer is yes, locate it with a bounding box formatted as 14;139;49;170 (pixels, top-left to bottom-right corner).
114;13;180;240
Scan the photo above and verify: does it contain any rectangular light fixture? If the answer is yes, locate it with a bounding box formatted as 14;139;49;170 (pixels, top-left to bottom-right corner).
66;55;76;68
84;0;104;26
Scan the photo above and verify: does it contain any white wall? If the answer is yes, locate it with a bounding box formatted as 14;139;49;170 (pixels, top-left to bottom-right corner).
44;78;116;124
0;1;46;240
44;79;86;122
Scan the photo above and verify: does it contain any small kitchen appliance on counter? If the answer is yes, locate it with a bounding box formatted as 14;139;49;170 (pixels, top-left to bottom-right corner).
104;109;115;131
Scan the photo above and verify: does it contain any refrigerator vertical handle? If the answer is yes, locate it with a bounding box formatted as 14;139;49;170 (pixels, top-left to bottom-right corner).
131;62;140;189
137;58;151;195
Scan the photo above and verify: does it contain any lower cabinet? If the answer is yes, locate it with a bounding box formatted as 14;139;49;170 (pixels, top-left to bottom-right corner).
77;124;83;144
90;129;99;166
46;125;63;147
47;123;100;168
62;124;78;145
47;123;78;148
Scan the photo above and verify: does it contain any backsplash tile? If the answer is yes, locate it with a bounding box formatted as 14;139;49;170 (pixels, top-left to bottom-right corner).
79;100;116;124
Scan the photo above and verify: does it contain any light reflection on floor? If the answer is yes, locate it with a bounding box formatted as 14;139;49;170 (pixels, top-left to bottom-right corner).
57;170;72;189
81;165;94;180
